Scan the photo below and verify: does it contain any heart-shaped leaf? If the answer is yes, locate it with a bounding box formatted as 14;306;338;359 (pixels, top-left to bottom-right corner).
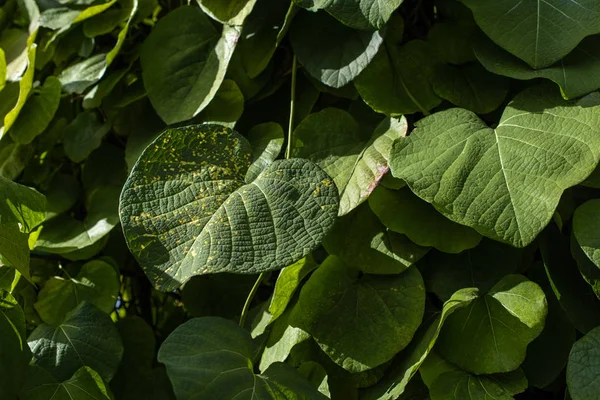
119;124;339;290
158;316;327;400
28;302;123;382
290;255;425;373
573;199;600;268
436;275;547;374
34;260;120;325
390;85;600;247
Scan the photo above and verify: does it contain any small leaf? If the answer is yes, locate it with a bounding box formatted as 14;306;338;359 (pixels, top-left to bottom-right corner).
290;10;384;88
119;124;339;290
2;29;36;138
197;79;244;127
158;316;326;399
390;85;600;247
268;256;318;321
567;326;600;400
34;259;120;325
355;40;441;116
62;111;111;163
28;302;124;382
437;275;547;374
0;175;46;232
10;76;61;144
0;222;30;279
369;186;481;254
290;256;425;373
140;6;239;124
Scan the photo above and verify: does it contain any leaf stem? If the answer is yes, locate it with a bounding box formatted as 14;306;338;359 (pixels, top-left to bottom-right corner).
285;55;298;160
239;272;264;328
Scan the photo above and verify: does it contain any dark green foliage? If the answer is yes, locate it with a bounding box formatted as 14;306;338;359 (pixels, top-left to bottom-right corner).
3;0;600;399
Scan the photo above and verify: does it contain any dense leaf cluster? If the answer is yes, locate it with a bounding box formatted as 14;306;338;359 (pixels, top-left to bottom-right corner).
3;0;600;399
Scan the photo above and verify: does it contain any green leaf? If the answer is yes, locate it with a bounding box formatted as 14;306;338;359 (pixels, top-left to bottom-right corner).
246;122;285;183
9;76;61;144
196;0;257;25
34;259;120;325
323;203;429;274
354;40;441;116
268;256;318;322
567;326;600;400
369;186;481;254
140;6;239;124
293;109;406;215
259;309;312;373
461;0;600;68
2;29;36;138
419;239;524;302
120;124;339;290
62;111;111;163
571;233;600;300
23;366;113;400
290;255;425;372
429;369;528;400
235;0;291;79
44;173;81;221
28;302;124;382
290;10;384;89
158;316;327;399
0;175;46;232
475;34;600;100
390;85;600;247
40;0;117;30
431;62;509;114
437;275;547;374
0;290;31;398
361;288;478;400
0;222;30;279
0;136;34;180
197;79;244;127
297;0;403;30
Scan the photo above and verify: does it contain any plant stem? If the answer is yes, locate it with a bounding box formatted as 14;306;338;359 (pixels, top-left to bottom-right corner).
285;55;298;160
239;272;264;328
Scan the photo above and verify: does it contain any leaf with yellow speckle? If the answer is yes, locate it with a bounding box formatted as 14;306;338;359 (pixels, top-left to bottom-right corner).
119;124;339;290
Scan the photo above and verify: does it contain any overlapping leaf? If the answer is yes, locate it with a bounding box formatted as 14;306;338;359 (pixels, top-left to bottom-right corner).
120;124;339;290
390;85;600;247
